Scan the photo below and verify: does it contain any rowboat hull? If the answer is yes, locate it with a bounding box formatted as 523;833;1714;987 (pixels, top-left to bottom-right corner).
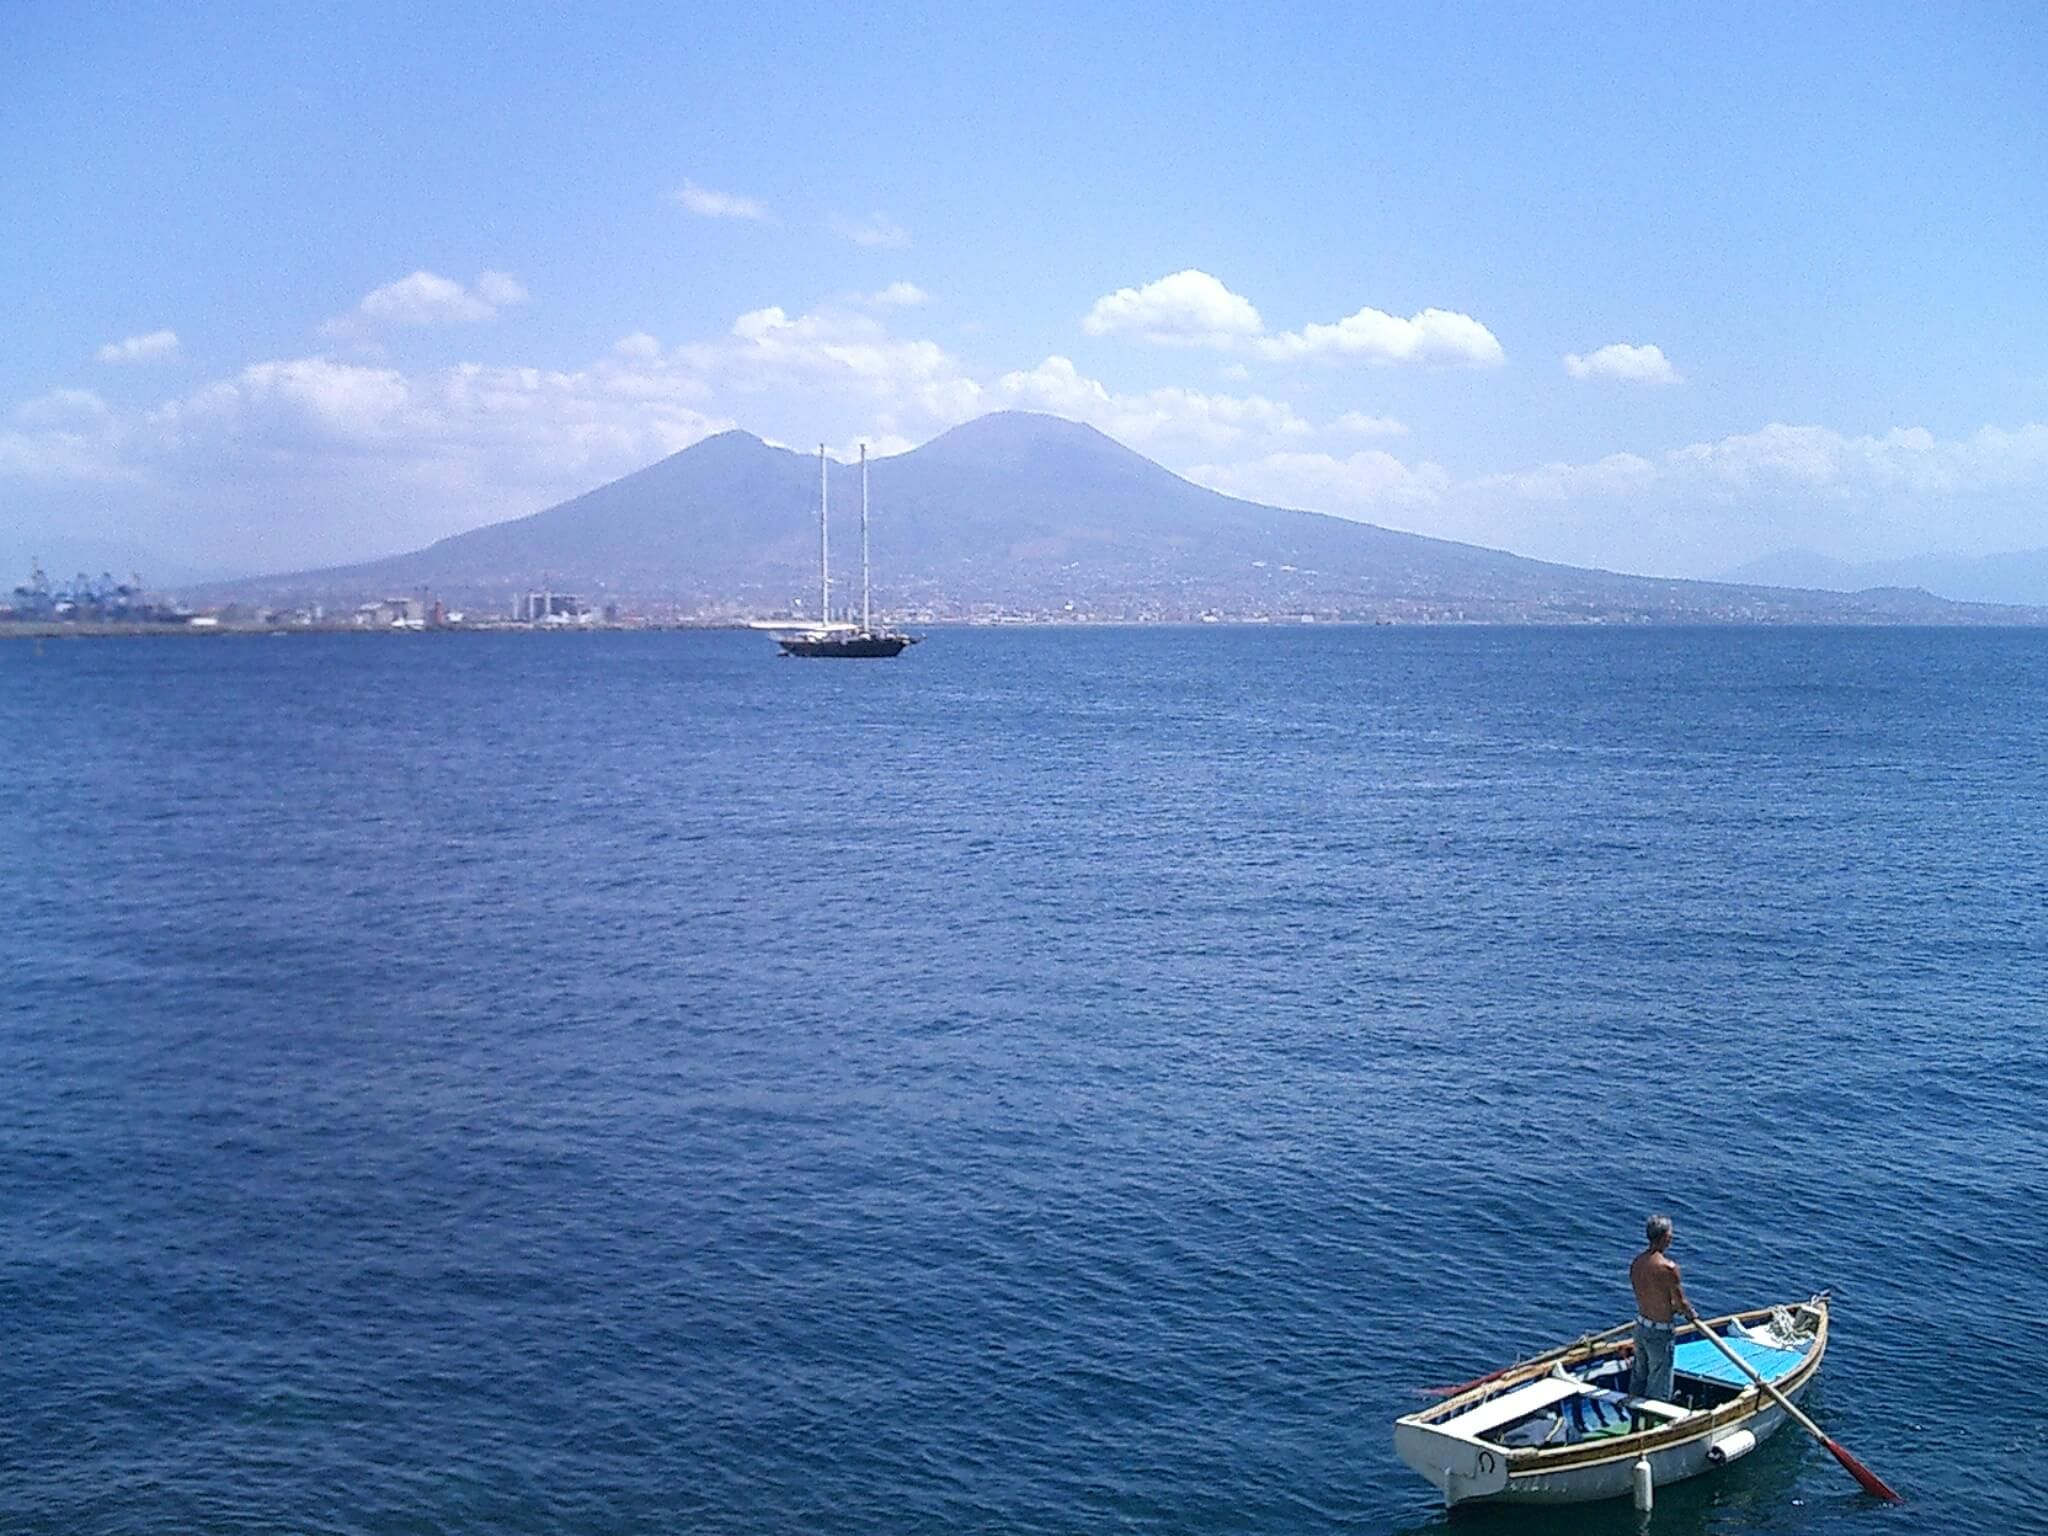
1477;1383;1809;1504
1394;1299;1829;1507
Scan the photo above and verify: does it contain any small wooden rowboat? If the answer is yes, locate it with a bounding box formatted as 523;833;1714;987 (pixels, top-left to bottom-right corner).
1394;1297;1829;1506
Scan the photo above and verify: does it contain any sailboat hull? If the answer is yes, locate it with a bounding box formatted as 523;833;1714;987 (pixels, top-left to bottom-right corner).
778;633;916;658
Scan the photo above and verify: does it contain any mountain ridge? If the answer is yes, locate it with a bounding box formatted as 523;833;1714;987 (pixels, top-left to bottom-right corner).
197;411;2042;624
1721;546;2048;609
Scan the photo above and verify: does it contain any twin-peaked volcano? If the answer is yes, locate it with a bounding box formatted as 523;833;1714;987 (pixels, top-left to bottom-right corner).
227;412;2019;622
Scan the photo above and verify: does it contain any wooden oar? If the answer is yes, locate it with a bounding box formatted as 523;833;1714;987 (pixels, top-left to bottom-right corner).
1421;1329;1635;1396
1419;1362;1515;1397
1691;1319;1902;1502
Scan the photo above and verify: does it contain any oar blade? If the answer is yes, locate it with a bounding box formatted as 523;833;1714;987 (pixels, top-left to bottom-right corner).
1826;1437;1904;1503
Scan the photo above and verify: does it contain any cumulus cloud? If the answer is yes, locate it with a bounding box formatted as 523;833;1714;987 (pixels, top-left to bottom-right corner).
129;350;732;565
1084;268;1504;367
65;298;991;564
1257;306;1504;367
1465;420;2048;573
676;179;769;221
2;390;136;483
474;271;530;308
678;303;984;434
996;355;1313;454
97;330;181;365
332;269;532;332
1564;342;1682;384
864;281;931;308
1083;270;1266;345
830;433;917;462
835;212;910;248
26;256;2048;584
1479;422;2048;506
15;388;113;428
1187;449;1451;515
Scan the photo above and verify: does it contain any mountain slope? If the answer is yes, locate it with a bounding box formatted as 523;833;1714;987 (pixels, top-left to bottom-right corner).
1722;547;2048;608
223;412;2036;623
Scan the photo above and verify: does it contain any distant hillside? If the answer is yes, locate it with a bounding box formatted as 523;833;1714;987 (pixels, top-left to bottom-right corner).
203;412;2041;623
1722;547;2048;608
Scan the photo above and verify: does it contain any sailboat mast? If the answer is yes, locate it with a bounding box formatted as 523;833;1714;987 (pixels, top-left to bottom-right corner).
817;445;829;623
860;442;871;632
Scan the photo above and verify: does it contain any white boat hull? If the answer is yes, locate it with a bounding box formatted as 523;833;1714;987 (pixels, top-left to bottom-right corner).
1475;1383;1805;1505
1394;1299;1829;1508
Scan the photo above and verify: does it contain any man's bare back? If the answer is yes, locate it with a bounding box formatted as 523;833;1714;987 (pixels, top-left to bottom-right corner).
1629;1245;1694;1322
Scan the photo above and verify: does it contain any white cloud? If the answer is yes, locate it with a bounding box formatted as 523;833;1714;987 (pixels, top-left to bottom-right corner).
1564;342;1682;384
15;388;112;428
97;330;181;365
865;281;931;309
29;257;2048;585
1330;410;1410;438
72;300;993;564
995;355;1313;453
679;302;984;435
676;179;769;221
475;271;530;308
1187;449;1451;515
1083;270;1266;345
2;390;135;483
1465;420;2048;573
129;349;733;564
1479;422;2048;506
1083;268;1503;368
830;433;917;462
1478;451;1658;504
359;272;492;326
335;269;532;331
1256;305;1504;367
835;212;910;248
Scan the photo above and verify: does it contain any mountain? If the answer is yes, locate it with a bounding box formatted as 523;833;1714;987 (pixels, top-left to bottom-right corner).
1722;547;2048;609
207;412;2039;623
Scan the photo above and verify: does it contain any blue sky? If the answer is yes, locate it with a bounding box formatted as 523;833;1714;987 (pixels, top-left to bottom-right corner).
4;1;2045;580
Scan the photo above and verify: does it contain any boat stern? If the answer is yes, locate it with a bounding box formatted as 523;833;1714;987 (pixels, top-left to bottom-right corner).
1393;1419;1511;1505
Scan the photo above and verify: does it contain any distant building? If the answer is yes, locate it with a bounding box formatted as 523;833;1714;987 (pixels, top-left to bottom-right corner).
515;590;584;623
357;597;426;627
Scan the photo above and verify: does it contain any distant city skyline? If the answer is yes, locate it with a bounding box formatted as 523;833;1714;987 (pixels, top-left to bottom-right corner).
3;1;2045;583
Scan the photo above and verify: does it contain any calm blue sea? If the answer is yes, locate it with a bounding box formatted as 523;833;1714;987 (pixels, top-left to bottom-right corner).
3;626;2044;1535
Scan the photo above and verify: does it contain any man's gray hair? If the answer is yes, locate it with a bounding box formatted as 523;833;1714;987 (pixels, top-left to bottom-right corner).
1646;1213;1673;1243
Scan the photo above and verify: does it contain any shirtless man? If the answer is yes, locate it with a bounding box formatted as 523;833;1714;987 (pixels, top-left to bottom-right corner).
1628;1214;1698;1403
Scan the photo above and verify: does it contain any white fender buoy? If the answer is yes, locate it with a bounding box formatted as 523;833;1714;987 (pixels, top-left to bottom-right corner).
1708;1429;1758;1466
1632;1455;1654;1512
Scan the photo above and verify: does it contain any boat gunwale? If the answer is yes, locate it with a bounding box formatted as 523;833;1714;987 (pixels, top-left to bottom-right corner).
1403;1299;1829;1478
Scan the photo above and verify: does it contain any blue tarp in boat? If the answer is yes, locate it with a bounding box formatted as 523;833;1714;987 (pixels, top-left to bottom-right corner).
1673;1332;1806;1388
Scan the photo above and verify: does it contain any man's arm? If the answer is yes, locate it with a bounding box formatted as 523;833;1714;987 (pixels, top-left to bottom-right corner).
1668;1260;1699;1321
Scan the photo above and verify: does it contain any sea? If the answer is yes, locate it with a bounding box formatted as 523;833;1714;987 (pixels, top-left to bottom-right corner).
3;625;2044;1536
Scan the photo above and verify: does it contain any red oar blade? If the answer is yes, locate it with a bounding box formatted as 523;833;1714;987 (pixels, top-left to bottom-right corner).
1826;1437;1904;1503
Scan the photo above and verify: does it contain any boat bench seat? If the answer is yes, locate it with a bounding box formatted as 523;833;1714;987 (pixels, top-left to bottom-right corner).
1584;1386;1688;1422
1444;1376;1593;1438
